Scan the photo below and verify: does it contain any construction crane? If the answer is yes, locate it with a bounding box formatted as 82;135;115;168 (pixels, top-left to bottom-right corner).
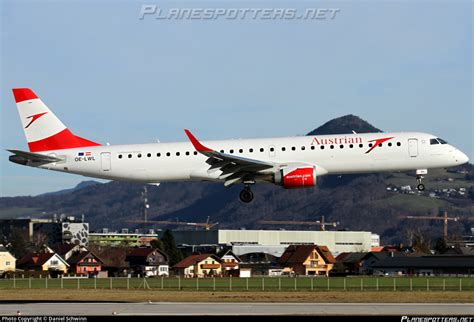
127;216;219;230
405;211;460;240
258;216;339;231
141;186;149;232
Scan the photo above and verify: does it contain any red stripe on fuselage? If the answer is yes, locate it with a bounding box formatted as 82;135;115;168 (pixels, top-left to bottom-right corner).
28;129;101;152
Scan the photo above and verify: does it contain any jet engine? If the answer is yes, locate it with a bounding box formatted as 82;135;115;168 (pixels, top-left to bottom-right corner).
274;166;316;189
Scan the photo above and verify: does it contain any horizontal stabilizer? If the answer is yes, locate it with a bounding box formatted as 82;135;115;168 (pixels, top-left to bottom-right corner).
7;149;63;165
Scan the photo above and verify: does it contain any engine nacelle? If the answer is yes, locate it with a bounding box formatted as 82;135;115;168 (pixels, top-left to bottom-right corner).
274;166;317;189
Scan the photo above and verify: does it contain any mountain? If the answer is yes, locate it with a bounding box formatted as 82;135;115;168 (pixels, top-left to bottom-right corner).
38;180;102;197
307;114;382;136
1;115;472;244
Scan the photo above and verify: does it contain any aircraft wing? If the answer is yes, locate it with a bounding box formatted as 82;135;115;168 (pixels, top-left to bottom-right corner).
184;130;277;186
7;149;63;165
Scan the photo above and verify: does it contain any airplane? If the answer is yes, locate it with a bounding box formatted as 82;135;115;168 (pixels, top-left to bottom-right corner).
8;88;470;203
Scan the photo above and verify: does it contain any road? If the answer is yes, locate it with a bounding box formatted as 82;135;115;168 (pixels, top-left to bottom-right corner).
0;302;473;315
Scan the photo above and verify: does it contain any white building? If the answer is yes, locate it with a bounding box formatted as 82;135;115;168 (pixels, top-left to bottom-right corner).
219;230;377;257
173;229;379;257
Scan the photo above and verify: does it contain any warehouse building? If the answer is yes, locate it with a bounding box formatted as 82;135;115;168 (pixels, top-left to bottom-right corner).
173;229;379;257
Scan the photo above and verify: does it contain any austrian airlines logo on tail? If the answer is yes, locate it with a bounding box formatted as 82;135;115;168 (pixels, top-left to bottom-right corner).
365;137;394;154
25;112;48;129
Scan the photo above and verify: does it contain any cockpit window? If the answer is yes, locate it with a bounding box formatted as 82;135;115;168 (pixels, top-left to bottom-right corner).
437;138;448;144
430;138;439;145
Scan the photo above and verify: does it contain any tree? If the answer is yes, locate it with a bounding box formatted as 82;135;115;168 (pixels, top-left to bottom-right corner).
8;228;29;259
468;186;474;201
160;230;183;266
150;239;164;252
29;232;49;253
434;238;448;254
411;228;432;254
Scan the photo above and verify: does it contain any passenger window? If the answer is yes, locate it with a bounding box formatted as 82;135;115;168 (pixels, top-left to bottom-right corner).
291;147;296;151
118;155;123;159
239;149;243;153
397;142;401;146
349;144;353;148
186;151;190;156
138;154;142;158
260;148;264;152
176;152;180;156
194;151;198;155
378;143;382;147
220;150;224;153
301;146;305;151
340;145;344;149
359;144;363;148
128;154;132;158
230;149;234;154
311;146;315;150
330;145;334;149
249;148;254;153
157;153;161;157
270;147;274;152
388;143;392;147
281;147;286;151
166;152;170;157
368;143;373;148
147;153;151;157
320;146;324;150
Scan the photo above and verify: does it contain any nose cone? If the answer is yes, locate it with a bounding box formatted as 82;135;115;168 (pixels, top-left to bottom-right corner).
456;150;469;164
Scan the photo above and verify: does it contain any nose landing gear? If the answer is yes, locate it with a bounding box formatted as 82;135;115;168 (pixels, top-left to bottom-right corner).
239;184;254;203
416;169;428;191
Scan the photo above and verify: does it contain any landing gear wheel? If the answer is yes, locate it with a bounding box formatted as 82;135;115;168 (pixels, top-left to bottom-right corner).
416;170;427;192
239;188;254;203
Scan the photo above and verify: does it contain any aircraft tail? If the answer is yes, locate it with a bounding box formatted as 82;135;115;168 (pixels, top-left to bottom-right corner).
12;88;100;152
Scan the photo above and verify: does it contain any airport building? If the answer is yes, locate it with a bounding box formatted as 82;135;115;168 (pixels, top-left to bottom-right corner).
0;216;89;246
88;228;159;247
173;229;380;257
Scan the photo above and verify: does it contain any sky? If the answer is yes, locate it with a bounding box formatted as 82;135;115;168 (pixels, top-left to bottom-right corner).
0;0;472;197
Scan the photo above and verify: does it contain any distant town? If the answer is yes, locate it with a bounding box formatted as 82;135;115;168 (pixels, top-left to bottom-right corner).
1;214;473;279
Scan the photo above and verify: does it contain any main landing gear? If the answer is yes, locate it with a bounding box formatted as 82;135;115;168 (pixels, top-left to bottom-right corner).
239;184;254;203
416;169;428;191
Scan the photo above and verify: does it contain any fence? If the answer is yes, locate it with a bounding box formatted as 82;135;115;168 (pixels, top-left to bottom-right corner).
1;276;473;291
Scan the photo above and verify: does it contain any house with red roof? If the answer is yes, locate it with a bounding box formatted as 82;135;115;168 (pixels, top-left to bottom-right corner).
173;254;222;278
125;248;169;277
17;252;69;277
216;249;241;276
67;251;104;276
278;245;336;276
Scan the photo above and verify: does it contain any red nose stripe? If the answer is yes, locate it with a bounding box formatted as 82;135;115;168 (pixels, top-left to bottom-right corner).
12;88;38;103
28;129;101;152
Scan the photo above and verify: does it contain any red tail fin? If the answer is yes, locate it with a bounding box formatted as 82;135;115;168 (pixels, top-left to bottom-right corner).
13;88;101;152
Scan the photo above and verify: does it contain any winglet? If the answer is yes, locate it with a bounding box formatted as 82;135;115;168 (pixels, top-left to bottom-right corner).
184;129;214;153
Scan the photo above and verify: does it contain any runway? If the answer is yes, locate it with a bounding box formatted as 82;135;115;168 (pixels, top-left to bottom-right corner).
0;302;473;315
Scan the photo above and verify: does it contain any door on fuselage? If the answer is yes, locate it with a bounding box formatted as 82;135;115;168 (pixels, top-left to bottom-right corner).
101;152;111;171
408;139;418;157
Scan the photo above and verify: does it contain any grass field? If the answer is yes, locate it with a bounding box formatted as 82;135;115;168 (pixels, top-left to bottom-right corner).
0;289;473;303
1;277;473;292
373;194;445;211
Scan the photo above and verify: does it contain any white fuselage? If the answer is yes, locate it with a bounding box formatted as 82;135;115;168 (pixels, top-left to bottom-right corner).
35;132;468;184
